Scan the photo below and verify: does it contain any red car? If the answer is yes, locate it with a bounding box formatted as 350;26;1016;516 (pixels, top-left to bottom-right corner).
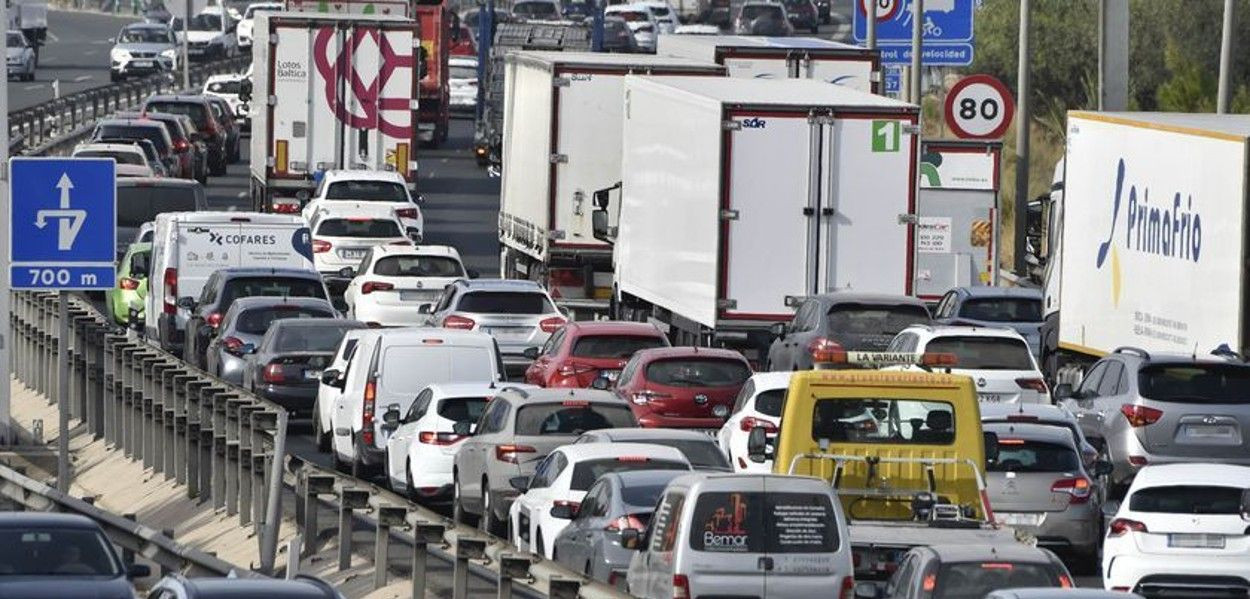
613;347;752;429
450;24;476;56
524;321;669;388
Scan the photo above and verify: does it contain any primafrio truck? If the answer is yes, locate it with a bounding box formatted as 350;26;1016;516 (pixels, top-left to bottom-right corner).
656;35;880;94
249;12;421;212
497;51;724;316
1041;112;1250;381
610;76;919;358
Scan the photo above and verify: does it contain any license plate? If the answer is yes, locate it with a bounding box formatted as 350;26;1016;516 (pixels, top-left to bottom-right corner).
304;369;322;380
1185;424;1236;438
485;326;528;339
601;370;621;382
338;249;367;260
400;290;439;302
997;512;1043;526
133;60;152;67
978;393;1006;403
1169;533;1226;549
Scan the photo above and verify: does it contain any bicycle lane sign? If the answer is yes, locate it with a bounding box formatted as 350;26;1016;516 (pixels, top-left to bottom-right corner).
853;0;975;43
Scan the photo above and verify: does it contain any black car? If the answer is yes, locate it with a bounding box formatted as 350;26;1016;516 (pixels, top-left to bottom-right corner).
765;292;931;371
600;16;638;52
142;94;229;175
91;118;178;177
147;573;343;598
116;178;207;258
0;512;149;599
241;318;366;415
782;0;819;33
815;0;830;24
181;268;332;370
116;111;209;183
203;95;243;164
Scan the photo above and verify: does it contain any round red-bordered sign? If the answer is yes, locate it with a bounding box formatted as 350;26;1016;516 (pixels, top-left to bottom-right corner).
944;74;1016;140
858;0;900;22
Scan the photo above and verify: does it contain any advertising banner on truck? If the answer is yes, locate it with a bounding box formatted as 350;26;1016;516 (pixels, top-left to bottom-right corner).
284;0;412;17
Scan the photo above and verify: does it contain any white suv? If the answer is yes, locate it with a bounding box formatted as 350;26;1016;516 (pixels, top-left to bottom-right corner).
343;245;470;327
717;371;791;473
887;324;1050;404
304;170;423;242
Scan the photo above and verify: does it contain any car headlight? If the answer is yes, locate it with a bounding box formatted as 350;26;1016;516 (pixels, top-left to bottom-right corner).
160;48;176;59
111;49;130;61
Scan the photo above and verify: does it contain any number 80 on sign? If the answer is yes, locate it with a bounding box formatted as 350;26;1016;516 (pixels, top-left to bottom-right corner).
943;74;1016;140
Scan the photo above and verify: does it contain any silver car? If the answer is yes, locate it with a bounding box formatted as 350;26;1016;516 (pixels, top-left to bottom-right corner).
983;422;1109;567
984;590;1144;599
6;31;34;81
109;22;177;81
424;279;565;374
1056;348;1250;491
861;544;1073;599
980;402;1099;467
574;428;732;472
204;296;337;385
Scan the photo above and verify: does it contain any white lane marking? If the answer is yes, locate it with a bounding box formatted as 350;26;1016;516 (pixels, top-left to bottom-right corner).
227;205;237;211
47;32;59;42
22;84;41;91
236;191;247;198
83;50;96;56
73;75;92;82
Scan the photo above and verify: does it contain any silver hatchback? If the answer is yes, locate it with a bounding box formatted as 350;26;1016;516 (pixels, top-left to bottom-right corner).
203;296;338;385
424;279;565;374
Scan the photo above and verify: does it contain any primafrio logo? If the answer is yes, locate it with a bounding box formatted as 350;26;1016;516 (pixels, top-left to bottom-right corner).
1094;159;1203;307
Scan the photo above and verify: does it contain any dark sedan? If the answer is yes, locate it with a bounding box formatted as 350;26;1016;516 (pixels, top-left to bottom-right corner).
242;318;366;416
0;512;149;599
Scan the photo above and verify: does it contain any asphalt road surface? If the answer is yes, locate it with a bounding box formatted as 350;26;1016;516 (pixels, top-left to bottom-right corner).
10;9;142;111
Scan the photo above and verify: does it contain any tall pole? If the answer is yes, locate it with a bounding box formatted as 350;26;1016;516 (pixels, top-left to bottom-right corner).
1097;0;1129;111
1013;0;1031;275
1218;0;1236;113
183;0;191;90
57;293;69;493
909;0;922;102
591;0;604;52
0;0;11;446
866;0;877;49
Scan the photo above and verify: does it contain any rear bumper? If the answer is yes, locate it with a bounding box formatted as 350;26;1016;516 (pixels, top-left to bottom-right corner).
1105;553;1250;594
256;385;318;415
636;412;726;431
1109;431;1250;483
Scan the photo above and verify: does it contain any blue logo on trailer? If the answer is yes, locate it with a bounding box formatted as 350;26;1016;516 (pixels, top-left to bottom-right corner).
10;158;117;290
853;0;976;66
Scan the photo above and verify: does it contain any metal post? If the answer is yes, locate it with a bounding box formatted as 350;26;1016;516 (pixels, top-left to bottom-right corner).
591;0;604;52
1097;0;1129;111
475;0;494;123
338;502;353;571
1218;0;1236;113
453;537;485;599
1013;0;1031;275
182;0;191;90
909;0;922;103
258;410;287;575
0;1;8;429
57;293;70;493
374;506;406;589
866;0;877;49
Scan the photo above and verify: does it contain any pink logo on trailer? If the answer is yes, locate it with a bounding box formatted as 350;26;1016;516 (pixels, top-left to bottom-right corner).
312;26;414;138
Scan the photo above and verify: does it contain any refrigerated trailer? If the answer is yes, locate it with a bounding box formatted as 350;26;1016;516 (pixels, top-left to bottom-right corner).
656;35;880;94
611;76;919;356
249;12;421;212
498;51;725;315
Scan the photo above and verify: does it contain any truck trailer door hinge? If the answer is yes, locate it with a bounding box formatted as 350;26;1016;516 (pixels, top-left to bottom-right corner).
553;77;571;87
549;153;568;164
807;114;834;125
870;70;882;83
720;209;740;220
548;229;567;240
903;124;922;135
717;299;738;310
267;95;277;107
722;120;742;131
897;214;918;225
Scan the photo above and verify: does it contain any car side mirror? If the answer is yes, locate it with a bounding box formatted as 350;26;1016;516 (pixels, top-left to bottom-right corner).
467;269;480;279
590;376;610;391
854;581;882;599
108;37;116;43
769;321;787;339
338;266;355;279
1241;489;1250;520
1054;383;1074;400
1092;460;1114;477
550;503;576;519
240;343;256;355
320;368;343;388
591;208;611;243
620;527;642;550
509;475;530;492
453;420;474;436
127;563;151;579
522;347;540;360
983;431;1000;464
747;426;768;463
382;404;401;426
418;304;432;315
238;79;252;102
176;296;196;309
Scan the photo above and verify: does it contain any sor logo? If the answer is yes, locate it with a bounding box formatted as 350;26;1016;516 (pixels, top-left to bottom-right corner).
741;118;767;129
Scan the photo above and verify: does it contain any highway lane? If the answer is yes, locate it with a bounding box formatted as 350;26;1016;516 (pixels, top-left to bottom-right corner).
10;9;141;111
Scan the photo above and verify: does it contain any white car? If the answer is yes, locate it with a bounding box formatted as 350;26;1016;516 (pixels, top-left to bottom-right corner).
343;244;470;327
718;371;790;473
72;143;156;178
449;56;478;112
236;1;281;48
509;442;691;559
1102;463;1250;595
6;30;34;81
314;328;372;452
886;325;1051;404
108;22;178;81
636;0;677;33
203;73;249;128
304;170;423;242
177;10;237;61
605;4;658;52
309;203;412;280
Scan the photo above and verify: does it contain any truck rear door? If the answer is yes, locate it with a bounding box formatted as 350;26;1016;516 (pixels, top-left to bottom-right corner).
761;483;845;597
804;55;875;93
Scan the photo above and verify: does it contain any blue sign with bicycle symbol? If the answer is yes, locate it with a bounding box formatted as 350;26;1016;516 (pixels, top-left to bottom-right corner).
853;0;975;66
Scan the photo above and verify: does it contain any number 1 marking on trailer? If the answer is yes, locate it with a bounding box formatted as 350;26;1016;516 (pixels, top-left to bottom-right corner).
872;120;900;152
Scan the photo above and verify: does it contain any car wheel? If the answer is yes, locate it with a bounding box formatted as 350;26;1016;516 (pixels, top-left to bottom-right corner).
110;71;121;82
405;460;418;501
480;484;506;537
314;404;331;453
585;561;592;577
535;531;545;558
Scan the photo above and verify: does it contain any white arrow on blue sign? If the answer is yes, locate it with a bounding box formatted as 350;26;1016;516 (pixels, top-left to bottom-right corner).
10;157;117;290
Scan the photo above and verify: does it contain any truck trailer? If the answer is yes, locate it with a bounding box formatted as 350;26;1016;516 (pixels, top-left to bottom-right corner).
497;51;725;316
656;35;880;94
611;76;919;358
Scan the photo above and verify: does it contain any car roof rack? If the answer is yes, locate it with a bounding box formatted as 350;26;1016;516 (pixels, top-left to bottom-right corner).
1112;346;1151;360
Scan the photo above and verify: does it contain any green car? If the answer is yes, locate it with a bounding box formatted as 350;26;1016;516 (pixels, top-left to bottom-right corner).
106;242;151;327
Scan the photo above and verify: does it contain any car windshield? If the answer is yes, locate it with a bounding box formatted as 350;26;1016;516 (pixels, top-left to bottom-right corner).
689;491;839;553
959;297;1042;323
120;28;168;43
645;358;750;387
0;528;123;577
826;303;931;348
373;255;463;277
570;458;686;491
144;101;210;128
933;562;1062;599
274;324;355;353
207;79;241;94
647;4;671;16
639;439;732;470
76;150;144;165
457;291;553;315
1138;363;1250;404
324;180;409;201
450;64;477;79
1129;485;1244;514
189;14;221;31
754;388;785;417
572;335;666;359
740;4;782;19
987;439;1079;473
95;125;170;154
235;306;334;335
515;402;636;435
117;185;199;227
220;277;326;307
926;336;1035;370
612;9;648;20
810;397;956;445
316;218;402;238
514;1;558;17
438;397;489;424
7;33;25;47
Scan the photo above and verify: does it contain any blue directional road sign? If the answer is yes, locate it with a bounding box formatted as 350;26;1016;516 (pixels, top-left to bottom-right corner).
10;158;117;290
878;43;974;67
854;0;975;43
883;65;902;96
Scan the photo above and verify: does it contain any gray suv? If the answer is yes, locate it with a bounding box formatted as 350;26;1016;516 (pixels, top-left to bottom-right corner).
1056;347;1250;492
424;279;565;374
766;293;931;371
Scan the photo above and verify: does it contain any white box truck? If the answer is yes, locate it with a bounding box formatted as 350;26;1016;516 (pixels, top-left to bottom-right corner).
145;212;314;354
1041;112;1250;380
249;12;421;212
656;35;879;94
497;51;724;314
612;76;919;356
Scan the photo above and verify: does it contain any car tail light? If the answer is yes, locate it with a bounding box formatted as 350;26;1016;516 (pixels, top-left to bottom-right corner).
262;362;285;384
1108;518;1147;537
617;456;650;463
557;363;596;377
119;277;140;290
839;576;854;599
163;268;178;315
312;239;332;253
443;315;475;330
539;316;566;334
272;202;300;214
206;312;223;328
922;572;937;591
631;389;671;405
808;337;845;363
494;444;536;463
1129;455;1148;466
605;513;648;532
361;281;394;295
739;416;777;433
362;380;376;446
1016;378;1049;393
672;574;691;599
1120;404;1163;427
418;431;465;445
174;138;189;152
1051;477;1092;504
1058;574;1073;588
222;336;245;355
395;207;419;219
607;571;624;587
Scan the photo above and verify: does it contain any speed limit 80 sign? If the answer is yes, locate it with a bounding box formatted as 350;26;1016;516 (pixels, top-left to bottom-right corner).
943;75;1016;139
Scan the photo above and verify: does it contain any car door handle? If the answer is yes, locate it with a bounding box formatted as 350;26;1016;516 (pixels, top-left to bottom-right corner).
758;556;774;571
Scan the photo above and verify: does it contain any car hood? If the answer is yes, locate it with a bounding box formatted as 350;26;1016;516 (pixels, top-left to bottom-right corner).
6;47;26;59
114;42;173;53
0;577;133;599
185;30;223;43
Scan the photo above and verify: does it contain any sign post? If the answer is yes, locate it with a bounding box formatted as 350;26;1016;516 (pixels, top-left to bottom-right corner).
9;158;116;491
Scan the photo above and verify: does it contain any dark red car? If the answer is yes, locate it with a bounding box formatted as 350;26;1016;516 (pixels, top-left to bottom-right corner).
524;321;669;388
613;347;752;429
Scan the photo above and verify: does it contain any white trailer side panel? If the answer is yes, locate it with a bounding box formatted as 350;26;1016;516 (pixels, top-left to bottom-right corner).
807;58;875;92
499;59;555;259
1059;113;1249;356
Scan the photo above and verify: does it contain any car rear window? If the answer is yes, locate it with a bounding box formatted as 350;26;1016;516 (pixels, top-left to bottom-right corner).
325;180;408;201
754;388;785;418
1138;364;1250;404
0;528;123;576
740;4;783;19
987;439;1079;473
612;9;648;21
570;458;687;491
96;125;170;154
933;562;1064;598
117;185;200;227
645;358;750;387
689;491;839;553
438;397;489;424
236;307;334;335
206;79;242;94
221;277;326;307
1129;485;1244;514
456;291;553;315
572;335;666;359
515;402;636;435
145;101;210;128
959;297;1042;323
926;336;1034;370
826;304;931;350
374;255;463;277
378;345;496;395
513;1;557;17
76;150;144;165
316;218;402;238
450;64;477;79
622;483;670;510
641;439;732;470
274;324;357;353
810;397;955;445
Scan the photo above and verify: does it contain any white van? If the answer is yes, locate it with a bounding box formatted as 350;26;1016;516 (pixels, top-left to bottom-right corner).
625;473;854;599
326;328;504;477
145;212;315;353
